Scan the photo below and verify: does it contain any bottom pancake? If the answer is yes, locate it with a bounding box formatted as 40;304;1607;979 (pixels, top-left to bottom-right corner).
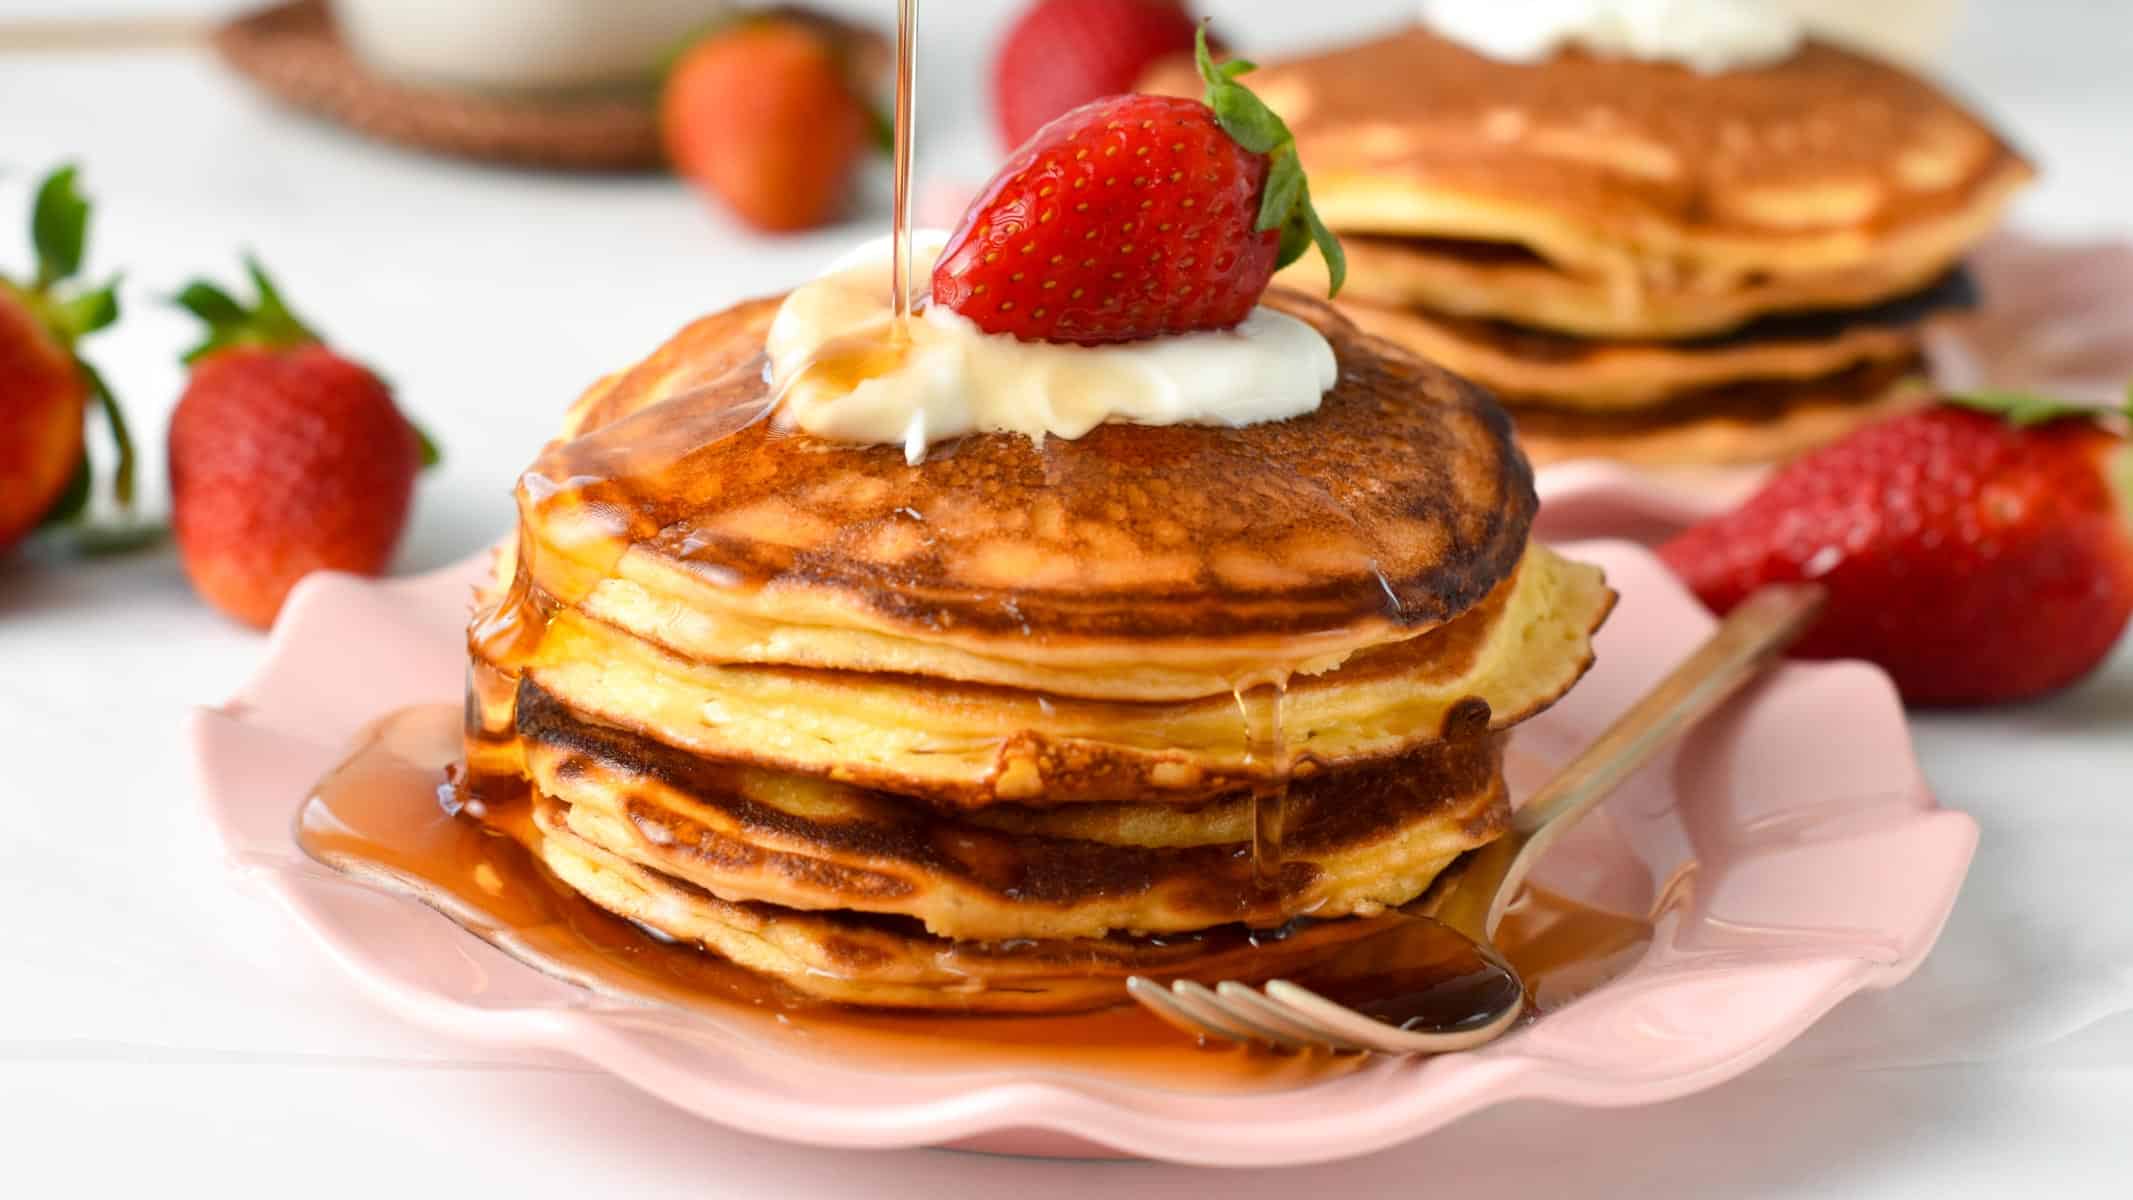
1507;358;1928;467
525;792;1457;1014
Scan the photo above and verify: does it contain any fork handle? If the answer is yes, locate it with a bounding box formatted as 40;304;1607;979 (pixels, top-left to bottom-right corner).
1494;582;1828;911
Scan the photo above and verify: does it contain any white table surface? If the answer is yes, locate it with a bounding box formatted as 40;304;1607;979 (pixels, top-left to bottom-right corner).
3;2;2130;1195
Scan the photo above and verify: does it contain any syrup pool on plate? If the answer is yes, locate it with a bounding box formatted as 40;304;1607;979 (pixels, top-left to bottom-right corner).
302;703;1655;1083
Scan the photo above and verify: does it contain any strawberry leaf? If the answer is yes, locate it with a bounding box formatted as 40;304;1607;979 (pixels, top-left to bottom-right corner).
1944;388;2120;429
1193;25;1344;296
1301;191;1345;296
173;281;245;327
30;165;89;289
244;255;316;340
173;254;321;363
412;419;443;469
1256;145;1304;233
50;276;120;340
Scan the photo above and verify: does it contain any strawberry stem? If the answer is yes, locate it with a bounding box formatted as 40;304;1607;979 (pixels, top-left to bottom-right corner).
1192;25;1345;296
78;359;135;506
13;164;134;517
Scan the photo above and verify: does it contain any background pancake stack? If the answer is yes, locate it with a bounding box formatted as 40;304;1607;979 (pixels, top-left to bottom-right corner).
1145;29;2033;466
460;293;1614;1013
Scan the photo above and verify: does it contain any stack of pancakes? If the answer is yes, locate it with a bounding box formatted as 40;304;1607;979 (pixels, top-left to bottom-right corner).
1145;30;2031;466
462;292;1613;1013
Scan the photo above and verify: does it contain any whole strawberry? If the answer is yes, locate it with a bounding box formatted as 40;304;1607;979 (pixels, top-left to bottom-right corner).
168;260;436;629
937;27;1344;345
1661;393;2133;705
993;0;1200;149
0;165;132;553
662;15;876;233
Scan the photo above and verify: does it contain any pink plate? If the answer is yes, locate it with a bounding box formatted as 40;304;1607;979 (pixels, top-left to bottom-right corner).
187;477;1976;1167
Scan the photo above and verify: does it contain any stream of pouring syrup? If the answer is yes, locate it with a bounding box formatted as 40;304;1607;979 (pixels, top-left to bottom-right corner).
769;0;922;422
889;0;918;337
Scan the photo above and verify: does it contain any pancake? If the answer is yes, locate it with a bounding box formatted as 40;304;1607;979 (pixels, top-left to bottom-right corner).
500;291;1536;702
526;797;1444;1013
1339;298;1924;410
1142;31;2030;314
507;543;1610;807
1280;234;1981;340
518;684;1509;941
1511;358;1929;467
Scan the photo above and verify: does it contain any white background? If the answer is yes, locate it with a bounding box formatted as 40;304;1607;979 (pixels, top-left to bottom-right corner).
2;1;2130;1195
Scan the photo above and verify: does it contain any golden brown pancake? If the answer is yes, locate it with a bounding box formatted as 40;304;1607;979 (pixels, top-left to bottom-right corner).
1512;358;1929;467
1339;299;1922;410
525;798;1444;1013
506;291;1535;699
1280;233;1983;341
1143;31;2030;311
506;543;1611;807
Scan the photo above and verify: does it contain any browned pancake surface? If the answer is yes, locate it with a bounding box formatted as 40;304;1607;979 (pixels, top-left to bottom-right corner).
523;292;1535;644
1168;31;2028;244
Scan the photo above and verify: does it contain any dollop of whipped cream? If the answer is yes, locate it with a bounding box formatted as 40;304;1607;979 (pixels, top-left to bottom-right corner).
767;233;1338;464
1419;0;1803;73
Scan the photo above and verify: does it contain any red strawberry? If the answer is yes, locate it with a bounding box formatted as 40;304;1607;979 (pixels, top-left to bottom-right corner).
936;27;1343;346
993;0;1200;150
0;165;133;553
1660;393;2133;705
662;16;877;233
168;259;437;629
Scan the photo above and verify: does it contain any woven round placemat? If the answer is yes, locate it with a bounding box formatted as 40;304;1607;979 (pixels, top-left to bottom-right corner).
212;0;665;172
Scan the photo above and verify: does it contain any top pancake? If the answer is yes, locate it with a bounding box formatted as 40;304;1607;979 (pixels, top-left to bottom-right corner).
513;290;1536;694
1142;31;2030;306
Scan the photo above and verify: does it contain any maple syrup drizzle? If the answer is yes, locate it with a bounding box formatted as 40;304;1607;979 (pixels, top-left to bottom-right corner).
1232;676;1293;894
770;0;921;420
889;0;919;338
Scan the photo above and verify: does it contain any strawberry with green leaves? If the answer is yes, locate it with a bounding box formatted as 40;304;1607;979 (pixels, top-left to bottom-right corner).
0;165;133;554
1661;389;2133;705
934;27;1343;345
168;259;437;629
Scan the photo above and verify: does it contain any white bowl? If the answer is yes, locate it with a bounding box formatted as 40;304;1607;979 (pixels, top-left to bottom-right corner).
334;0;729;93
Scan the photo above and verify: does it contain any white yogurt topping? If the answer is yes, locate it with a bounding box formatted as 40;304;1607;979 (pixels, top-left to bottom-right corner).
1419;0;1804;73
767;233;1339;464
